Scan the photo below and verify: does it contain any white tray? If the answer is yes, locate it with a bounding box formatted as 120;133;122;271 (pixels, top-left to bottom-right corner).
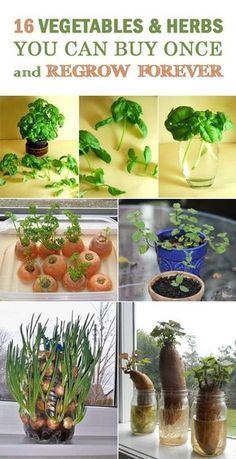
0;215;117;301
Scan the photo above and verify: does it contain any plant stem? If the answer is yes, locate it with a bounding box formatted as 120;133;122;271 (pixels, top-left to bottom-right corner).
117;118;127;151
82;151;93;173
181;138;192;169
191;140;205;171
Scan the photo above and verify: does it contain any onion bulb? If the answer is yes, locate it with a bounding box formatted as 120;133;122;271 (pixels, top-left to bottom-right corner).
47;418;61;430
30;417;45;430
41;379;51;393
55;384;64;397
63;416;74;429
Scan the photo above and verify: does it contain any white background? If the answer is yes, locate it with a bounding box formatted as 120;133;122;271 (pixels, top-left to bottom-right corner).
0;0;235;95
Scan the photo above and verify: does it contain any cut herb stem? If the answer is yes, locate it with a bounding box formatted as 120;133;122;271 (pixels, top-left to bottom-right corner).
117;118;126;151
181;138;192;169
191;140;205;171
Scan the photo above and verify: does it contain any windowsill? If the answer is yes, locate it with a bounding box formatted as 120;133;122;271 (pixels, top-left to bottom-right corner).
0;402;117;457
0;433;116;457
119;423;236;459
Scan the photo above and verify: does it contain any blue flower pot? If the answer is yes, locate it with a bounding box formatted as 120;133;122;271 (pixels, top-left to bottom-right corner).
155;228;208;276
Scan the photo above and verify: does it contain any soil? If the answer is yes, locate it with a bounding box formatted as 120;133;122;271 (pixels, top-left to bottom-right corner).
152;276;201;298
160;234;204;248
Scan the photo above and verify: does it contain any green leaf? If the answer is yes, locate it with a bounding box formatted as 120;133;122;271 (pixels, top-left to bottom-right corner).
107;186;125;196
152;164;158;177
132;230;143;243
128;148;137;160
95;116;113;130
127;160;135;173
79;130;101;151
111;97;128;122
143;146;152;164
0;178;6;186
139;244;149;254
94;168;105;185
180;285;189;293
199;122;222;143
136;118;148;137
92;147;111;164
175;274;184;284
146;232;158;242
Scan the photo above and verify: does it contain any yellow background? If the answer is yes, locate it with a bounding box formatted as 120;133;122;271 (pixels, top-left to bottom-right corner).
0;96;78;139
159;96;236;198
79;96;158;199
0;96;79;198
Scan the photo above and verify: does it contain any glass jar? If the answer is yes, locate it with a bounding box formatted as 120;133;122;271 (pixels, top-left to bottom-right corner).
131;388;157;435
191;390;227;456
159;389;189;446
179;137;219;188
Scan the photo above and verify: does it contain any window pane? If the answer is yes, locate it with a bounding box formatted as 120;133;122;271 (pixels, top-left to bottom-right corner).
0;301;116;407
135;302;236;437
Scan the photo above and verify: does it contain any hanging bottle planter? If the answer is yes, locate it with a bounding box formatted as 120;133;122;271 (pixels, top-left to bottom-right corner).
6;315;100;444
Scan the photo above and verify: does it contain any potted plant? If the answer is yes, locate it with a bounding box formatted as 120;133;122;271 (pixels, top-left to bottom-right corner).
191;357;234;456
164;106;233;188
151;321;189;446
6;314;100;443
148;271;205;301
18;98;65;156
120;352;157;435
127;202;230;276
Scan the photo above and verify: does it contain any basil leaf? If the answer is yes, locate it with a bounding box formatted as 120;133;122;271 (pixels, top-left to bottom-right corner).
95;116;113;130
127;160;135;173
136;117;148;137
92;147;112;164
79;130;101;150
107;186;125;196
128;148;136;160
94;168;105;184
111;97;128;122
199;123;222;143
143;146;152;164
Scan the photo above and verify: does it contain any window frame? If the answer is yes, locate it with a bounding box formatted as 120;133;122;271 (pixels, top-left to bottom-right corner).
119;302;136;423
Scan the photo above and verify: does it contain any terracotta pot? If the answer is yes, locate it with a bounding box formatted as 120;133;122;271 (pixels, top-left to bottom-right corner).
148;270;205;301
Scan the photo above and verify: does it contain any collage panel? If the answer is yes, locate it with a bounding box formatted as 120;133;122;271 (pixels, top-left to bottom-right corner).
0;301;117;458
119;302;236;458
0;199;118;300
79;96;158;199
159;96;236;198
0;96;79;199
119;199;236;301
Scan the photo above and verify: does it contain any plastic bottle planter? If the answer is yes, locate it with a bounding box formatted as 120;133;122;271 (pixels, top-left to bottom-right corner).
179;137;219;188
6;316;100;444
22;349;76;443
155;228;208;276
191;391;227;456
159;389;189;446
131;388;157;435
